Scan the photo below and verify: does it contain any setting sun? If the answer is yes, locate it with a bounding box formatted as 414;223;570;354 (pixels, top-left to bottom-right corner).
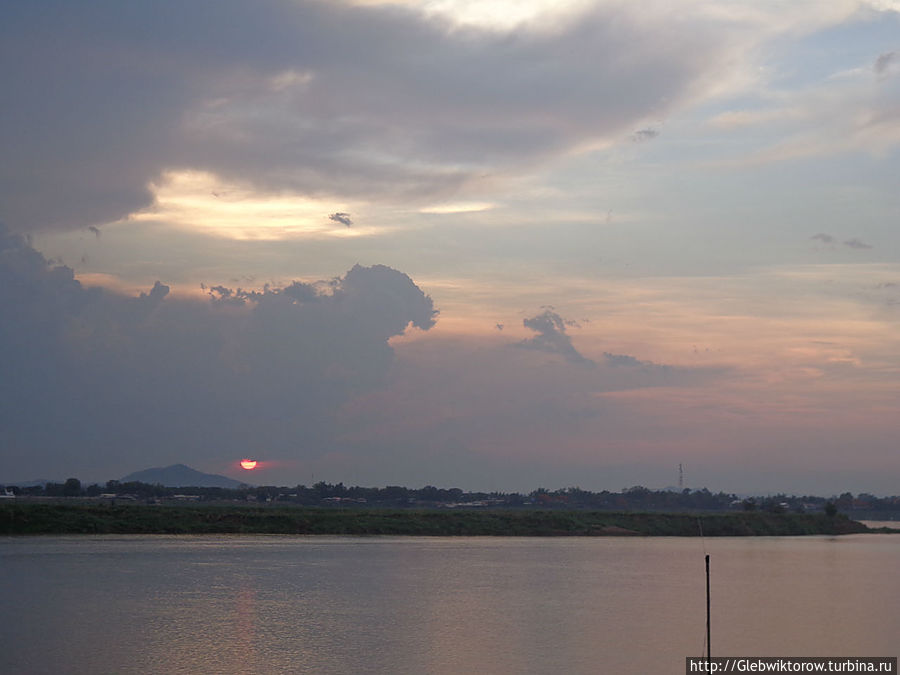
239;459;258;470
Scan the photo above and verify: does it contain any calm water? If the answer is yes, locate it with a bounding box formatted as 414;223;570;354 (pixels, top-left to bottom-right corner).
863;520;900;530
1;534;898;674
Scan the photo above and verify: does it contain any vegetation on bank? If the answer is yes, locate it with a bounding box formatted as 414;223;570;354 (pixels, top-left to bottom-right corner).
8;479;900;518
0;503;874;536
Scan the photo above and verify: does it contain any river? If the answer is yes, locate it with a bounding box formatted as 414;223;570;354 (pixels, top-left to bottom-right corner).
1;534;897;674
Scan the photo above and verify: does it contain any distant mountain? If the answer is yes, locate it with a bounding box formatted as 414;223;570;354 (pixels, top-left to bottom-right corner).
120;464;248;488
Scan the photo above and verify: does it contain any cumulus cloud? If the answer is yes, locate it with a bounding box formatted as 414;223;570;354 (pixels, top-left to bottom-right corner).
516;309;594;365
333;327;725;490
0;224;435;477
843;238;872;249
0;0;732;232
811;233;835;244
141;280;170;302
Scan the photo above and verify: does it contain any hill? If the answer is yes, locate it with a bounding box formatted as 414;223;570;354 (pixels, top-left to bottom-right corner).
120;464;248;488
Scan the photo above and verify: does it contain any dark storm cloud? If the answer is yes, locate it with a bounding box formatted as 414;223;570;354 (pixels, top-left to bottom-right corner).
0;0;727;232
0;224;435;475
517;309;594;366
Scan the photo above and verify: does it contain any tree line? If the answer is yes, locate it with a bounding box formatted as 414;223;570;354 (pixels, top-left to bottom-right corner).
7;479;900;514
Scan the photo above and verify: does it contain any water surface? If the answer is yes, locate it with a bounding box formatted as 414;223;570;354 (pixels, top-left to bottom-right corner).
2;534;897;674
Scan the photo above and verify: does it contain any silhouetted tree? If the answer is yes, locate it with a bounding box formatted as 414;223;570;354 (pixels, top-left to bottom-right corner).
62;478;82;497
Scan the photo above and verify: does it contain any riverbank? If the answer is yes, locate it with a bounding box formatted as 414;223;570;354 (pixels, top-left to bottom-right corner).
0;503;878;536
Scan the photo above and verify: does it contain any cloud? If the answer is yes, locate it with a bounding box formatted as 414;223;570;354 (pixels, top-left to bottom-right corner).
603;352;649;367
329;212;353;227
811;234;873;250
332;329;725;490
0;223;435;477
631;127;660;142
874;50;896;75
516;309;594;365
709;27;900;167
0;0;733;232
135;281;171;310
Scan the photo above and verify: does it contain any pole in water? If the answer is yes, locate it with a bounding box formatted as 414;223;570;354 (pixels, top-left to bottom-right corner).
706;553;711;665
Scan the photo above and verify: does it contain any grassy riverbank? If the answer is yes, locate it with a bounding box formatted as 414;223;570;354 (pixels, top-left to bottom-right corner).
0;502;875;536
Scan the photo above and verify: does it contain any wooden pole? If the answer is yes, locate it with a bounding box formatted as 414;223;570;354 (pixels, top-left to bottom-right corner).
706;553;711;665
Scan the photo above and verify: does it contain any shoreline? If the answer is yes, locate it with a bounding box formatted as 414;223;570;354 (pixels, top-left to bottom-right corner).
0;503;882;536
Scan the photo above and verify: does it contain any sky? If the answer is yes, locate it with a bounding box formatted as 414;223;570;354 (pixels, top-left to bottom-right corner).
2;0;899;495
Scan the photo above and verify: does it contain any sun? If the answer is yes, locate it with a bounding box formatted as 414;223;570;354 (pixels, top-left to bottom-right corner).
240;459;258;470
